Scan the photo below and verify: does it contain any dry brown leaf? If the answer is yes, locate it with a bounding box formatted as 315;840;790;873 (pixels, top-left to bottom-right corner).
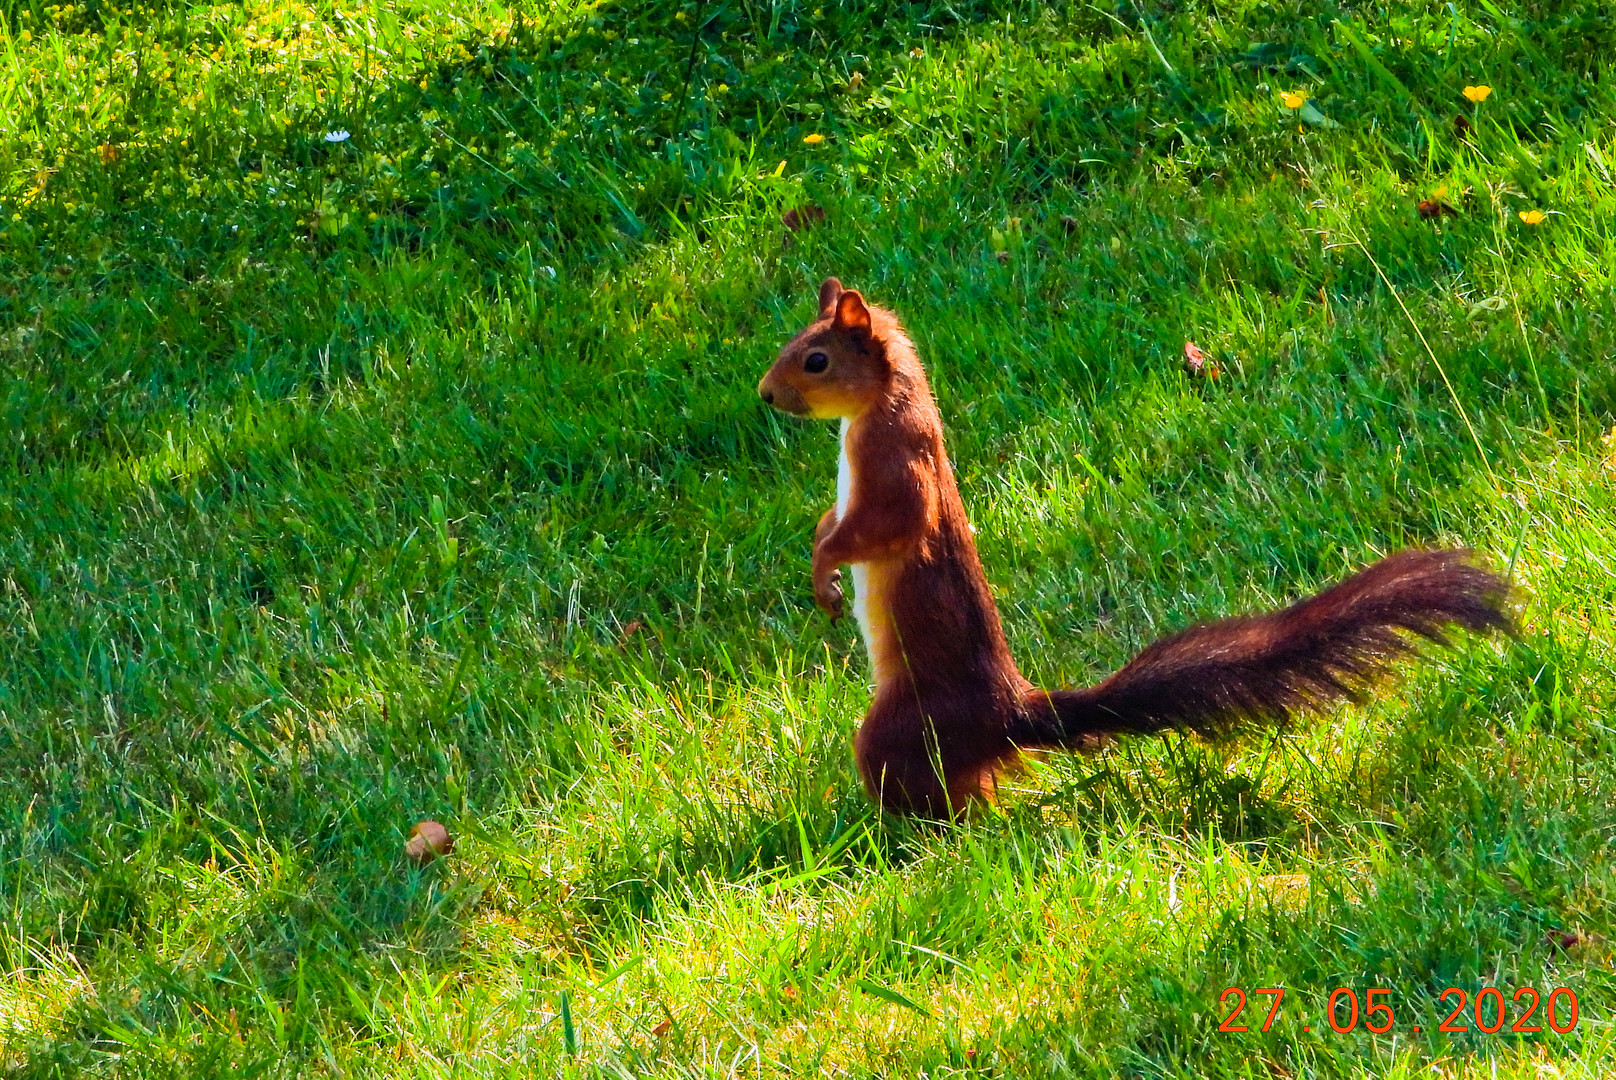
405;820;453;865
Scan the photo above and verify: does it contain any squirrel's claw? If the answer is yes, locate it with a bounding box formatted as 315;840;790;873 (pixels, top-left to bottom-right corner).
815;568;844;620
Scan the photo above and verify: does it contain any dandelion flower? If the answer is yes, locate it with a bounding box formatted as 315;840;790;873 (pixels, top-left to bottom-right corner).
1518;209;1545;225
802;133;825;145
1280;91;1308;109
1463;85;1491;103
324;129;350;143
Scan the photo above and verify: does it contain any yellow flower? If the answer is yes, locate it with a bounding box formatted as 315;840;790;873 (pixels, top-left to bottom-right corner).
1518;209;1545;225
1463;85;1491;103
802;133;825;145
1280;91;1308;109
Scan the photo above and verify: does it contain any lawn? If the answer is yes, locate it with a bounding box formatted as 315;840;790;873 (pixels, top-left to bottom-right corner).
2;0;1615;1075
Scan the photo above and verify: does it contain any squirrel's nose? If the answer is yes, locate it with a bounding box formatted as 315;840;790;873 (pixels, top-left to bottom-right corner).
760;387;774;405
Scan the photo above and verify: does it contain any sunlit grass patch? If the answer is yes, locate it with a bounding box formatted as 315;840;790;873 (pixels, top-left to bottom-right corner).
1;951;94;1064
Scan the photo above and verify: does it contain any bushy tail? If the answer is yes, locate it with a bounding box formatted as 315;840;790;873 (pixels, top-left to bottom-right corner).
1009;549;1512;748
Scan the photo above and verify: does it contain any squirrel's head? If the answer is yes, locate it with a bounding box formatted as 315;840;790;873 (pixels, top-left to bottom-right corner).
758;277;890;420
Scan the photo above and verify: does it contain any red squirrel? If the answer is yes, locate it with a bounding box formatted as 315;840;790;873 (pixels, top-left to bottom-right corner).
758;277;1512;817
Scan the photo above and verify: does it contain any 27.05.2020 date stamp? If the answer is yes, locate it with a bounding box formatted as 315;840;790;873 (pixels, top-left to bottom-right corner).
1218;987;1580;1035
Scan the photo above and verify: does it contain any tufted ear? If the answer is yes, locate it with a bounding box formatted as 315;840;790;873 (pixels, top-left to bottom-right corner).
817;277;845;316
833;289;872;336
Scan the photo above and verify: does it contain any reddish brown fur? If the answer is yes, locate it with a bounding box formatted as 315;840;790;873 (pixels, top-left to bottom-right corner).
760;278;1513;818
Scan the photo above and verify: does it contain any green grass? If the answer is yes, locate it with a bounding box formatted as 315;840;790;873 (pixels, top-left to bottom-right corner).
3;0;1616;1074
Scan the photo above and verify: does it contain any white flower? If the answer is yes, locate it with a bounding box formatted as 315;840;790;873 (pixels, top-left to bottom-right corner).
323;130;351;143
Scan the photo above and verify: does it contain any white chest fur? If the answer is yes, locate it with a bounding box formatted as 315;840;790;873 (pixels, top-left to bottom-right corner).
837;420;875;671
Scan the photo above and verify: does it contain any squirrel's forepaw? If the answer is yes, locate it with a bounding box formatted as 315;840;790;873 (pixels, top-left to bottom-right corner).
815;568;844;621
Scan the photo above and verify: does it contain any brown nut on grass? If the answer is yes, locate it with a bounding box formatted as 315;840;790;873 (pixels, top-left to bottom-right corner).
405;820;453;865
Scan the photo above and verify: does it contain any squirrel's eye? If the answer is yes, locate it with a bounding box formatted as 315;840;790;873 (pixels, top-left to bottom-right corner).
804;352;829;373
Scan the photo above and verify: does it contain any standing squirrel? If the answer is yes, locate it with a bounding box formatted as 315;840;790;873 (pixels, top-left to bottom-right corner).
758;277;1512;817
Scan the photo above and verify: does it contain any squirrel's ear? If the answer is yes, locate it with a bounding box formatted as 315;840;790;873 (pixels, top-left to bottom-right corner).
817;277;845;316
833;289;872;335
